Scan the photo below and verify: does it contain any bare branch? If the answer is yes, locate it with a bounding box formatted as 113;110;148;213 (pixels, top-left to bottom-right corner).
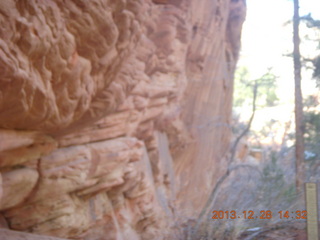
192;82;260;239
229;81;258;166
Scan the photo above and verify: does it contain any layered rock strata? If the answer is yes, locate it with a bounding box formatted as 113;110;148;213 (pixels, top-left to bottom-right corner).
0;229;68;240
0;0;246;239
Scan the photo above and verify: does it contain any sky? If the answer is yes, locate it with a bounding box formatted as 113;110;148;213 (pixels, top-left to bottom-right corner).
236;0;320;141
238;0;320;103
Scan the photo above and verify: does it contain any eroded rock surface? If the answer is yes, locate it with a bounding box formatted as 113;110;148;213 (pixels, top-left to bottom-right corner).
0;0;246;239
0;229;68;240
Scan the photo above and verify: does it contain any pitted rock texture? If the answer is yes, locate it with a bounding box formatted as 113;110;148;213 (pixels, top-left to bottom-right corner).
0;0;246;239
0;0;146;132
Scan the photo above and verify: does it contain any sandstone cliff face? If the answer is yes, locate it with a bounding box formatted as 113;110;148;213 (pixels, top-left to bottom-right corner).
0;0;246;239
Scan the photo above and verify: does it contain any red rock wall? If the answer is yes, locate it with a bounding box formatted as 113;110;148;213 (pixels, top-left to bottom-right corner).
0;0;246;239
0;229;68;240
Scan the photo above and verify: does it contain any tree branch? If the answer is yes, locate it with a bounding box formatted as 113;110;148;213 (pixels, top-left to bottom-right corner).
191;81;260;238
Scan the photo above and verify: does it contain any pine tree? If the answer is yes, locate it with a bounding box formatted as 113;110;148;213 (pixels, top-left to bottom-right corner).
293;0;305;192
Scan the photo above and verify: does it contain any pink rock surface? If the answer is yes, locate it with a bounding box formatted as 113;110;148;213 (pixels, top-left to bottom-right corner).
0;168;39;210
0;0;246;239
0;229;67;240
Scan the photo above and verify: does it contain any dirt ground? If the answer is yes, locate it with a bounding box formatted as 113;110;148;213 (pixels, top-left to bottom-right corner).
238;222;307;240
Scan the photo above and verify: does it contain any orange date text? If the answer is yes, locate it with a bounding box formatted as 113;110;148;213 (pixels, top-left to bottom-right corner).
212;210;307;220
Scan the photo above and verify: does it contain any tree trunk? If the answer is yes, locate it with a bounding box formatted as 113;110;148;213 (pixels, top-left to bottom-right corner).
293;0;305;192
